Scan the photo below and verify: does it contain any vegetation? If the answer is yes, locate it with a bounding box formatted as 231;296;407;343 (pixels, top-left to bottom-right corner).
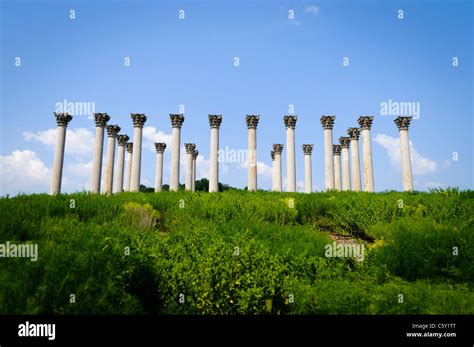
0;189;473;314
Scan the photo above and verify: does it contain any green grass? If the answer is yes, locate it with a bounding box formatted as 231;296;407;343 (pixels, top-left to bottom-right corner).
0;189;472;314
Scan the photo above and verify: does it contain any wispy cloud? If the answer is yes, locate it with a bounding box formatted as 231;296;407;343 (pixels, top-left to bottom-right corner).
374;133;437;175
23;128;94;157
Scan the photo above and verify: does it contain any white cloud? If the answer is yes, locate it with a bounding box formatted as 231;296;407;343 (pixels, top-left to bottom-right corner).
304;5;319;15
374;134;437;175
196;154;210;179
0;150;51;195
257;161;273;177
142;127;172;152
23;128;94;156
239;161;272;178
65;161;92;178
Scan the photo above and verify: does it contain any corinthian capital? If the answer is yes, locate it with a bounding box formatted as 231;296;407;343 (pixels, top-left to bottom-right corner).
272;144;284;154
185;143;196;154
131;113;147;128
170;114;185;128
270;150;275;160
358;116;374;130
155;143;166;153
106;124;121;138
320;115;336;129
394;116;412;131
246;115;260;129
54;112;73;127
339;137;350;148
209;114;223;129
117;134;129;146
302;144;314;155
347;127;360;140
284;115;298;129
93;113;110;127
126;142;133;153
333;144;342;155
193;150;199;160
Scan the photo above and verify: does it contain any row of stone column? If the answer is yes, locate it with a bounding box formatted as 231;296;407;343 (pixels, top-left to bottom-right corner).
323;115;413;192
320;115;375;192
269;115;414;193
49;111;414;194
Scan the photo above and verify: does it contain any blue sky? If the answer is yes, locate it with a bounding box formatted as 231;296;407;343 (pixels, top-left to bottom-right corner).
1;0;472;195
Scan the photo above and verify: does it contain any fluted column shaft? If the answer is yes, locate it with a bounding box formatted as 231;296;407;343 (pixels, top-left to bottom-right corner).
185;143;195;191
50;113;72;195
155;152;164;192
284;115;297;192
114;135;129;193
91;113;110;193
273;144;283;192
154;143;166;193
303;144;313;194
192;150;198;192
209;115;222;193
271;151;276;191
348;128;362;192
321;116;336;190
246;115;259;192
358;116;375;192
104;125;120;195
395;116;414;192
339;137;351;191
333;145;342;191
130;114;147;192
170;114;184;192
124;143;133;192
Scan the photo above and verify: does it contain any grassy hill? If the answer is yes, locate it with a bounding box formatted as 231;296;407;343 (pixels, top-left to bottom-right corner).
0;189;473;314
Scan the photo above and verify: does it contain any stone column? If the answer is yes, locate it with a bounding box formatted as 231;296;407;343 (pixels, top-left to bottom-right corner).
184;143;195;191
130;113;147;192
339;137;351;191
209;114;222;193
333;144;342;191
271;151;276;191
114;134;129;193
50;112;72;195
347;128;362;192
154;143;166;192
395;116;414;192
302;144;314;193
358;116;375;192
91;113;110;193
284;115;297;192
169;114;185;192
192;150;198;192
272;144;283;192
103;124;121;195
246;115;260;191
321;116;336;190
124;142;133;192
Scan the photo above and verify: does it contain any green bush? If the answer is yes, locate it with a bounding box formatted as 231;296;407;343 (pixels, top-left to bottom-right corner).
373;219;474;282
0;189;472;314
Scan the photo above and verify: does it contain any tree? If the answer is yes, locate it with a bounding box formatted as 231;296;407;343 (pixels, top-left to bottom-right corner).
140;184;154;193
